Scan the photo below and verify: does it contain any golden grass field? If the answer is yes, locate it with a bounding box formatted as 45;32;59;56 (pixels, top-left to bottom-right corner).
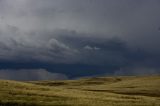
0;75;160;106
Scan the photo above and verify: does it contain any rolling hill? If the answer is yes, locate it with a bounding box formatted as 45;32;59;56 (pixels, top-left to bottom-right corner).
0;75;160;106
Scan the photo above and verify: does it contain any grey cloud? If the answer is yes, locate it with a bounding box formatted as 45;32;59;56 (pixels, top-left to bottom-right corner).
0;26;159;68
0;69;68;81
0;0;160;77
0;25;79;63
114;67;160;76
84;45;100;51
0;0;160;48
1;0;159;36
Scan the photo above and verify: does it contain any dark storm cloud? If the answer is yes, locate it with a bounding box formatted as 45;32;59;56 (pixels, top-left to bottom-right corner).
0;28;159;77
0;0;160;80
0;26;150;66
0;26;79;63
114;67;160;76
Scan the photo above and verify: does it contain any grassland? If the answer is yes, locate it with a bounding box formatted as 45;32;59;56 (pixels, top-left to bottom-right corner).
0;75;160;106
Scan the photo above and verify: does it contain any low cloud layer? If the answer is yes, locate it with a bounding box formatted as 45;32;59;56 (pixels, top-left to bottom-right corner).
114;67;160;76
0;69;68;81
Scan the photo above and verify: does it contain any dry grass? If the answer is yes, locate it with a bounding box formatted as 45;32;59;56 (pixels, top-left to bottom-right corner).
0;75;160;106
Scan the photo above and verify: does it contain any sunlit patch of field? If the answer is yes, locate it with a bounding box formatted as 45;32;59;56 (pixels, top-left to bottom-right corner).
0;75;160;106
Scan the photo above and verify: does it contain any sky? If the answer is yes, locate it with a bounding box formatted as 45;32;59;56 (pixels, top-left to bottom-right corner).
0;0;160;80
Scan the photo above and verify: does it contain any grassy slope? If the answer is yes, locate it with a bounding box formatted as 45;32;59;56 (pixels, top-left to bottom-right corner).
0;75;160;106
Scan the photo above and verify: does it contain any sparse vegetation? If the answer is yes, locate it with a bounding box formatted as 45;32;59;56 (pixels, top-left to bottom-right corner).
0;75;160;106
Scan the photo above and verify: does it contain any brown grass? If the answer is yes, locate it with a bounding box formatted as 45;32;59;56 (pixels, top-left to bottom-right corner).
0;75;160;106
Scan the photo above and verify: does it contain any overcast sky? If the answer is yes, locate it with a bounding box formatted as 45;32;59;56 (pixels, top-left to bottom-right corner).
0;0;160;80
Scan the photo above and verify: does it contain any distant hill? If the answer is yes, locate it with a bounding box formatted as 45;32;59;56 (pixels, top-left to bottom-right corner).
0;69;67;81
